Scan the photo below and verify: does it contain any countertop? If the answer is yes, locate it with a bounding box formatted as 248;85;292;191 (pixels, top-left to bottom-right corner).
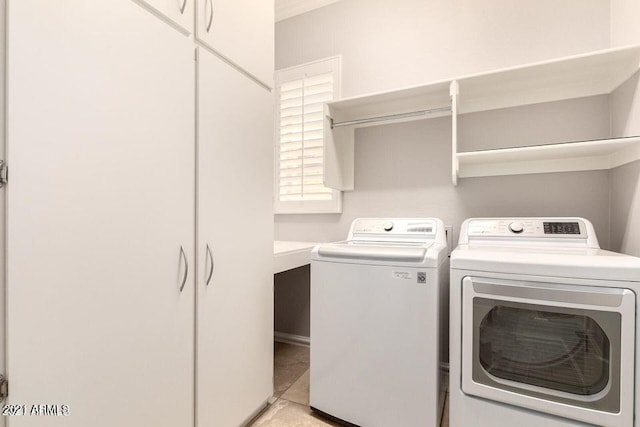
274;241;319;274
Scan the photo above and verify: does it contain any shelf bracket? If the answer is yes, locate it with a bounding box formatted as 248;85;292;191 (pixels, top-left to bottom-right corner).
323;105;355;191
450;80;459;186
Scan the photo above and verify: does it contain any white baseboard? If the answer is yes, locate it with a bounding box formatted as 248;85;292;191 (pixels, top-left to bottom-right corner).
241;397;271;427
274;331;310;347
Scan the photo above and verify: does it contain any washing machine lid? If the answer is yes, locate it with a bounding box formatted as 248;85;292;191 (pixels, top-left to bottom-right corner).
451;245;640;282
312;218;449;267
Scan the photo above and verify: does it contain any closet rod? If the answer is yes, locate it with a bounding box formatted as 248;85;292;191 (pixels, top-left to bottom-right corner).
329;106;451;129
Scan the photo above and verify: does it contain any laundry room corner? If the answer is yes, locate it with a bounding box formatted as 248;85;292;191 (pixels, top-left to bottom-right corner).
609;0;640;257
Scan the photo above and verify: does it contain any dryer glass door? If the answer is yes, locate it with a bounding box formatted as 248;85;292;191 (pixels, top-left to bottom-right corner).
461;277;635;426
475;299;616;404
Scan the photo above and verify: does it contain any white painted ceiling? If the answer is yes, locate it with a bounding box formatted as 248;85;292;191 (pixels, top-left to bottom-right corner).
275;0;343;22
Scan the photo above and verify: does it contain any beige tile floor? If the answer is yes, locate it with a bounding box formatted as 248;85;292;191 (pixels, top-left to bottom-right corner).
249;342;449;427
272;342;310;398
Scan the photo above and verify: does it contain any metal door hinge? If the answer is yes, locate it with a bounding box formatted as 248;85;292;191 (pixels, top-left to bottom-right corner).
0;375;8;401
0;160;7;188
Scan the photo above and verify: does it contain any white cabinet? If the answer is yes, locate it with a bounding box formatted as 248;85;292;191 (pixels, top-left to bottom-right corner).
5;2;273;426
139;0;195;33
6;1;195;426
196;47;274;427
196;0;274;87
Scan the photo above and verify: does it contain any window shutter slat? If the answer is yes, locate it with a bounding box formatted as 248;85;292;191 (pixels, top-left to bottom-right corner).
277;68;336;202
303;72;333;86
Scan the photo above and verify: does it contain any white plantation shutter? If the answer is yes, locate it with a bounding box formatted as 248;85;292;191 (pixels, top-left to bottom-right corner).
275;57;342;214
279;73;333;201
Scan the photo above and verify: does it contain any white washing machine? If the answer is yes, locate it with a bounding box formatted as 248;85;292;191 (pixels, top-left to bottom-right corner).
310;218;449;427
450;217;640;427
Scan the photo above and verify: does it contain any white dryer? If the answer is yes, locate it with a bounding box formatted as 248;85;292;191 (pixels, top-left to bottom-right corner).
450;217;640;427
310;218;449;427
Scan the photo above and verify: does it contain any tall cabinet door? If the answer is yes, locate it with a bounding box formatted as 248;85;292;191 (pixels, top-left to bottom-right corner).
196;0;274;87
197;47;274;427
6;1;195;426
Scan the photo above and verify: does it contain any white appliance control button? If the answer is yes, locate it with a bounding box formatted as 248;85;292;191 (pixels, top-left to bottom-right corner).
383;221;394;231
509;222;524;233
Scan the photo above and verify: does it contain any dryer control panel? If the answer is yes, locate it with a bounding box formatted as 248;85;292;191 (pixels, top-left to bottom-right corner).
465;218;589;239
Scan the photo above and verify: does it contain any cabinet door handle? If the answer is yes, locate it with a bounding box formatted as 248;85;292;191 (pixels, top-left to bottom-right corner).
205;244;214;286
179;245;189;292
179;0;187;14
205;0;214;32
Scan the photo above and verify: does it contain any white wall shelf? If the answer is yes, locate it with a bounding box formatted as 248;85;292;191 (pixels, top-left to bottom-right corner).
323;80;452;190
455;44;640;114
453;44;640;184
456;136;640;179
322;44;640;189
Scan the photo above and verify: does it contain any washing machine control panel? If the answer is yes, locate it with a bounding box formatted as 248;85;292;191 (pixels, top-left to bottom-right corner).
351;219;436;236
467;219;587;239
508;222;524;233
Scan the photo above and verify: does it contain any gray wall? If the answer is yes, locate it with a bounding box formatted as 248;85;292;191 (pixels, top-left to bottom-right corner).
276;0;610;99
610;162;640;256
610;72;640;256
611;0;640;47
275;0;613;246
276;117;612;246
610;0;640;257
274;266;310;338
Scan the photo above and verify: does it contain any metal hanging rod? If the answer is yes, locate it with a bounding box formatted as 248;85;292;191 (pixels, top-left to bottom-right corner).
329;106;452;129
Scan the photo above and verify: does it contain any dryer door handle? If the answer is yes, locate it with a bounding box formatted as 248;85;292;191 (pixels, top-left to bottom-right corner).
470;279;630;308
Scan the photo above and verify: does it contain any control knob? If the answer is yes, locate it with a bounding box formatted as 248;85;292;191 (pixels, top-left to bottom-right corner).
509;222;524;234
383;221;394;232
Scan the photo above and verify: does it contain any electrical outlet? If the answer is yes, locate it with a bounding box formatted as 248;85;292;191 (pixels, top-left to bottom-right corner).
445;225;454;255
